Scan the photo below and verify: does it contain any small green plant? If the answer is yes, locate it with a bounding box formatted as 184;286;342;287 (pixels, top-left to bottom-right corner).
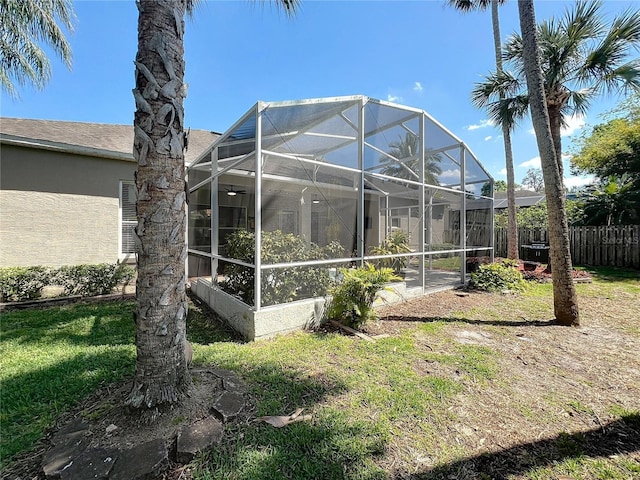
468;260;526;292
370;230;412;274
0;266;51;302
501;258;519;268
328;263;401;329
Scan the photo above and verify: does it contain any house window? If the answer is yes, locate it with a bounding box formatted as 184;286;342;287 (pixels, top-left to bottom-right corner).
120;181;137;256
278;211;297;234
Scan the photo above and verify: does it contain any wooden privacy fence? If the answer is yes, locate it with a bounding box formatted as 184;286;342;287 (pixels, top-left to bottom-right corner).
495;225;640;269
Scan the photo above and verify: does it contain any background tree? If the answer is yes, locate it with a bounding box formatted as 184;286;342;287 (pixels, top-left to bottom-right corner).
494;199;585;228
493;179;508;192
582;175;638;225
128;0;298;409
482;179;518;196
475;0;640;185
0;0;75;98
518;0;579;326
380;132;442;184
521;167;545;192
571;92;639;179
448;0;520;260
571;93;640;225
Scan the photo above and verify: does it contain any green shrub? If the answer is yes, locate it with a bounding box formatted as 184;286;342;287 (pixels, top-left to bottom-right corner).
328;263;401;329
369;230;412;273
0;266;51;302
221;230;345;306
468;261;526;292
0;263;134;303
53;263;135;297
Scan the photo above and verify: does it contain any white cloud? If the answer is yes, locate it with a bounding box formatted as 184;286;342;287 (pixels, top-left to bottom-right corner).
498;168;507;176
413;82;423;93
519;153;572;172
484;135;492;141
561;115;585;137
387;94;402;102
466;119;494;131
440;168;461;179
519;156;541;169
564;175;595;189
527;116;585;137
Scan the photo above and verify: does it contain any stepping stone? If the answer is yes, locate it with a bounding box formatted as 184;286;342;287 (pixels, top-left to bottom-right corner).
50;418;90;446
212;390;246;423
176;416;224;463
59;447;117;480
109;439;168;480
203;367;247;392
221;373;248;394
42;436;89;479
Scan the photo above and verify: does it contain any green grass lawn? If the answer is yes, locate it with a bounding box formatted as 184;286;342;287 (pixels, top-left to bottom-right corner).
1;266;639;478
0;302;136;467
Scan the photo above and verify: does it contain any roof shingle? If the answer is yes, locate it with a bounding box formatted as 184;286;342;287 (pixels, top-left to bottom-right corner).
0;117;218;164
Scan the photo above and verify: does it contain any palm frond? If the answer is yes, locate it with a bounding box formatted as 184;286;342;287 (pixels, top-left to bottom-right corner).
561;0;604;47
471;70;522;109
564;88;594;119
495;0;640;130
597;61;640;95
446;0;493;13
0;0;75;97
267;0;301;17
483;94;528;131
12;0;75;67
502;32;522;64
581;9;640;78
538;23;574;90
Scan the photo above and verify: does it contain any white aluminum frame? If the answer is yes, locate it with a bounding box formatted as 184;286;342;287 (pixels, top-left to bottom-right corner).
186;95;495;311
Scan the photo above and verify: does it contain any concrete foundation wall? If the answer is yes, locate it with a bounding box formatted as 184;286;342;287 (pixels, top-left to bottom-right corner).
191;278;330;341
374;281;423;307
191;278;421;342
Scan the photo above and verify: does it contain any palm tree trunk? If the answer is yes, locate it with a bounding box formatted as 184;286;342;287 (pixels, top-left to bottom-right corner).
547;103;564;182
126;0;192;409
491;0;519;260
502;126;519;259
517;0;579;326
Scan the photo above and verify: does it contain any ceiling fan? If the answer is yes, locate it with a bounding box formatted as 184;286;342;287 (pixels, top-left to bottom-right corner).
225;186;247;196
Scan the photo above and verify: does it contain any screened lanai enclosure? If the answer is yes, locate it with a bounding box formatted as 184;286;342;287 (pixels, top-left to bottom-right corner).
187;96;494;340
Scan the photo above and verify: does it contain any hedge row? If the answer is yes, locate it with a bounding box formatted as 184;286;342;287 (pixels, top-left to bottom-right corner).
0;263;135;303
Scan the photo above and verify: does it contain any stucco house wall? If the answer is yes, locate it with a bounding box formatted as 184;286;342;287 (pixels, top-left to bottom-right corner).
0;144;135;267
0;118;217;268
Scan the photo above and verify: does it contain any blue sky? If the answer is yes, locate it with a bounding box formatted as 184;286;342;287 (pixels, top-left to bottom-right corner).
1;0;637;187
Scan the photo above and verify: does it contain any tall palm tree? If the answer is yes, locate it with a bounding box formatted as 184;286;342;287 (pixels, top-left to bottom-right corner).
0;0;75;98
474;0;640;182
583;175;639;226
448;0;520;260
381;132;442;185
518;0;579;327
128;0;298;409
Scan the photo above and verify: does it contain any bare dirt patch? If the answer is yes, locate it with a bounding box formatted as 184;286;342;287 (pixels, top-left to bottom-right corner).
369;289;640;478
